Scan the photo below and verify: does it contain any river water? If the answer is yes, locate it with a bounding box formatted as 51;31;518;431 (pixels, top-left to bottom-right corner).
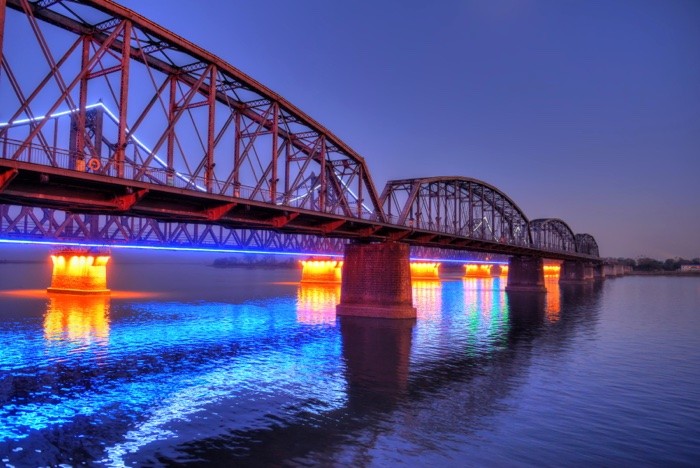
0;255;699;466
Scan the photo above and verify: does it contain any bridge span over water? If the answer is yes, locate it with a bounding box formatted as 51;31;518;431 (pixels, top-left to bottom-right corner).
0;0;604;318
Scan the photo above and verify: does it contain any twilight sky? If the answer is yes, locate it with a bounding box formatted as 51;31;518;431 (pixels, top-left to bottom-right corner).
64;1;700;258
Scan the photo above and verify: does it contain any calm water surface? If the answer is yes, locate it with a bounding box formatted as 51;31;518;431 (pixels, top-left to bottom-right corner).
0;258;699;466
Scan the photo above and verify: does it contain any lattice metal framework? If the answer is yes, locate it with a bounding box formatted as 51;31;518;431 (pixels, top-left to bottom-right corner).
528;218;577;253
0;204;348;253
0;0;384;220
380;177;531;246
0;203;498;261
575;233;599;257
0;1;601;260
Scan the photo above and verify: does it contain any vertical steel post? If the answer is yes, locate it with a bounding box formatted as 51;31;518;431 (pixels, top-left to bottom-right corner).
206;65;216;193
357;165;363;218
233;110;241;196
76;36;91;171
284;140;290;203
270;102;278;201
319;136;326;212
116;20;131;178
0;0;6;82
167;75;176;186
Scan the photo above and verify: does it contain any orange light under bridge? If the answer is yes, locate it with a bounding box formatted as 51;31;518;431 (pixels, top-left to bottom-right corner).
300;260;343;283
410;262;441;280
464;263;505;278
48;249;111;295
300;259;442;282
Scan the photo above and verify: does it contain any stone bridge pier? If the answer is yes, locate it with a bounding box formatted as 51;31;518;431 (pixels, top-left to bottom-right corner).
336;242;417;319
504;256;546;293
559;261;596;284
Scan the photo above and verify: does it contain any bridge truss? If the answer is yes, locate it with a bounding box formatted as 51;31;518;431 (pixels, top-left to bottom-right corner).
0;0;600;262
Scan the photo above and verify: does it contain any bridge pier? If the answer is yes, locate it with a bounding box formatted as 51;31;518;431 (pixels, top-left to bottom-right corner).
593;264;604;281
336;242;416;319
559;261;595;284
47;248;111;295
504;256;546;293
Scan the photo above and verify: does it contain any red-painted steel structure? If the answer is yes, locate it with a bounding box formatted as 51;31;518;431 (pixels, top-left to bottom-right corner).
0;0;600;262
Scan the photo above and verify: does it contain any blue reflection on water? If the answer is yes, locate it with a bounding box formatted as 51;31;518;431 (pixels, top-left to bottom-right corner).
1;267;698;466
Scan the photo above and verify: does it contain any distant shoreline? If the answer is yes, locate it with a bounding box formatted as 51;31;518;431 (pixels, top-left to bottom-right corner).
626;271;700;277
0;260;44;264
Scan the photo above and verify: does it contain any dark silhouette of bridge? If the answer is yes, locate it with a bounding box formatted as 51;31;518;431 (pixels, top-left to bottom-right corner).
0;0;605;317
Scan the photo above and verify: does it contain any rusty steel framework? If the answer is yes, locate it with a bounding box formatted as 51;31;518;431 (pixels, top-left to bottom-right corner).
381;177;531;246
529;218;577;253
0;0;383;219
0;0;601;261
0;203;348;253
575;234;599;257
0;203;497;261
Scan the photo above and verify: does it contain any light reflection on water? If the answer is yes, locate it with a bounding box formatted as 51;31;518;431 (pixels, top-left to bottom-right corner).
44;293;110;345
0;264;698;466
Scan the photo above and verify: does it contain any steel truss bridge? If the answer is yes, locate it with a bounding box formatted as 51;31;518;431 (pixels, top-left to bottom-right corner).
0;0;599;262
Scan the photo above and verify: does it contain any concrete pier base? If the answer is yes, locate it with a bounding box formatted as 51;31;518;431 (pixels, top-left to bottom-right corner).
559;261;595;284
505;256;546;293
336;242;416;319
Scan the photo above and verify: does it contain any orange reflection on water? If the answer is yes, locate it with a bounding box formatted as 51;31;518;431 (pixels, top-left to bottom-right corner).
299;260;343;283
296;283;340;325
44;293;110;344
413;280;442;320
544;276;561;322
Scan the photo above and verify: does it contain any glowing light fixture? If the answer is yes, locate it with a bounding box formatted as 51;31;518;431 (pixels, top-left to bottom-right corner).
47;248;110;295
464;263;495;278
300;260;343;283
410;262;440;280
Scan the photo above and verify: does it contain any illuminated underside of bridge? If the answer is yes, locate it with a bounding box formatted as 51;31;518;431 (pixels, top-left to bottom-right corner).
0;0;603;316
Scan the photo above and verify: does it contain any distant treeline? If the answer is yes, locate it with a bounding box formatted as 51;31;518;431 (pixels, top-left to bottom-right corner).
212;255;299;268
609;257;700;272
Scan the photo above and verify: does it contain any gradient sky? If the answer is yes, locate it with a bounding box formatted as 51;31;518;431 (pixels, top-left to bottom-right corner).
13;0;700;259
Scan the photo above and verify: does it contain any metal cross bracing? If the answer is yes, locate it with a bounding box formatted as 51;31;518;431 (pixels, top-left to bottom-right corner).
0;0;601;262
575;234;599;257
0;0;383;222
529;218;577;254
0;203;497;262
0;203;349;254
381;177;530;246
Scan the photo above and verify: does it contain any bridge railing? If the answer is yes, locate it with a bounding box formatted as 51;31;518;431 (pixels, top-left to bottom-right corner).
1;137;384;221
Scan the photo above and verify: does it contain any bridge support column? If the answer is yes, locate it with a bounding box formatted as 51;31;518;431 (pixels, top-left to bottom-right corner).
559;261;595;284
593;264;604;281
47;248;111;295
336;242;416;319
505;256;546;293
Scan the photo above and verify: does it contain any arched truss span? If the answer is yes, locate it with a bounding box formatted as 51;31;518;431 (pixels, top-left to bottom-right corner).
0;0;384;221
575;233;599;257
529;218;577;253
380;177;531;246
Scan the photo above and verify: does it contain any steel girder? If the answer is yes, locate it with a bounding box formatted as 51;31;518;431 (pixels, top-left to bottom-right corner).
529;218;577;254
381;176;531;247
0;203;497;261
0;203;349;253
1;0;384;221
